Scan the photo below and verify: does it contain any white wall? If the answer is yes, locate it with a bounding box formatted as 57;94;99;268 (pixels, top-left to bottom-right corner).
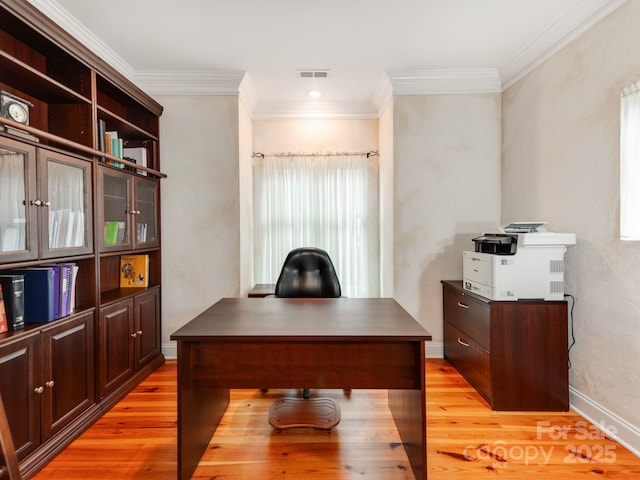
252;118;378;153
238;99;253;296
393;94;502;353
157;96;500;357
157;95;241;356
378;99;394;297
502;0;640;453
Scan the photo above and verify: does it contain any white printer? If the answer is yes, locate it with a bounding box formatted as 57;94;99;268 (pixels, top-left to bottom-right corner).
463;222;576;301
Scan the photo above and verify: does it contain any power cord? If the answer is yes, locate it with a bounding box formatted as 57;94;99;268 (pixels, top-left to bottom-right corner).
564;293;576;368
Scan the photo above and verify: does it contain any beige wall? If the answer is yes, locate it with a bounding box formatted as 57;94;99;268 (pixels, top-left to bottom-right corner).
378;99;394;297
238;99;253;296
252;118;378;153
158;95;501;356
392;93;502;351
157;95;241;355
502;0;640;451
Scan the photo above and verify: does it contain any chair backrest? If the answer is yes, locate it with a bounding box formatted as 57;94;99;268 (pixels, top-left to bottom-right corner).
274;247;341;298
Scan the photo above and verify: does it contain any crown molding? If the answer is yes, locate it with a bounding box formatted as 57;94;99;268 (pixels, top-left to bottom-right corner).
500;0;627;89
27;0;135;79
387;68;502;95
133;70;246;96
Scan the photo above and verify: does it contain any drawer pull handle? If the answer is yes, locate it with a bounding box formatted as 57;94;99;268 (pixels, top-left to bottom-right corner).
457;302;470;309
457;337;470;347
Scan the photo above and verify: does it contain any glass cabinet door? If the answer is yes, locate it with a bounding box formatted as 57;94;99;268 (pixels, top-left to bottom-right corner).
99;167;133;252
134;177;158;248
39;150;93;258
0;138;37;262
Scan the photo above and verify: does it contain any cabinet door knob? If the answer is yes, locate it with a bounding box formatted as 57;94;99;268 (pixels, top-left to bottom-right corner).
457;302;469;309
34;386;44;394
43;201;51;207
131;332;138;338
137;330;143;336
30;199;42;206
45;380;55;388
457;337;470;347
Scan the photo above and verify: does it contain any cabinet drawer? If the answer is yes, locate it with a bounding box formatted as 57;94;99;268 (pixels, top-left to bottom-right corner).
444;321;491;405
443;285;490;350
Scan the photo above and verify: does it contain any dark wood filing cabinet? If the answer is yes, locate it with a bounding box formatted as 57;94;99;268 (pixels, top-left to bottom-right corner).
442;280;569;411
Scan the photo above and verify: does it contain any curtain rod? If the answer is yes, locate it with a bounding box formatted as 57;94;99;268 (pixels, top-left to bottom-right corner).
252;151;379;159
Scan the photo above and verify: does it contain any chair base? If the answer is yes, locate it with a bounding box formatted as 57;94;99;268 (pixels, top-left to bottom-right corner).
268;397;341;432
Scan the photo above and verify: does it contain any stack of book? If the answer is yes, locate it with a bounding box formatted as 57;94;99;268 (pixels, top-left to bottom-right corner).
97;119;125;168
48;209;85;248
104;221;126;245
123;146;148;176
0;274;25;330
2;263;79;325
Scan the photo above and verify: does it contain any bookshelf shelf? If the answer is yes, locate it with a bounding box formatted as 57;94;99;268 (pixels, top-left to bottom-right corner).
0;51;92;104
0;1;165;478
97;106;159;141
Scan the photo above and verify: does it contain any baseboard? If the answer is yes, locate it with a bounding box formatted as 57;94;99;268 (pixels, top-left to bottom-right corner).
569;386;640;458
426;341;444;358
162;342;177;360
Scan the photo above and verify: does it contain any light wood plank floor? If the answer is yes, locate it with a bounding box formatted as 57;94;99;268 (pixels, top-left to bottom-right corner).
32;359;640;479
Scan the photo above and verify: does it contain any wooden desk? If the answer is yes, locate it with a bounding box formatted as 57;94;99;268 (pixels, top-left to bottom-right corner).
170;297;431;480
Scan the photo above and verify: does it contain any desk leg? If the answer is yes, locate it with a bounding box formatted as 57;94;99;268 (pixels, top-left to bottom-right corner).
388;388;427;480
177;344;230;480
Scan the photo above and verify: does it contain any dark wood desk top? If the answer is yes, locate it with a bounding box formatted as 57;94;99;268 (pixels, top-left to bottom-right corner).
170;297;431;342
247;283;276;297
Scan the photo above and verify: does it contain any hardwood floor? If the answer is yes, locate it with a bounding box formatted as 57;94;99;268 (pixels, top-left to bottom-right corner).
31;359;640;479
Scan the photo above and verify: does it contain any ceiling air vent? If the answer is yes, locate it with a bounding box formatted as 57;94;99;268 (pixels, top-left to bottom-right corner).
297;69;330;79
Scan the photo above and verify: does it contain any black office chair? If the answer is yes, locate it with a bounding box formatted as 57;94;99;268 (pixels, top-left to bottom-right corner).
274;247;341;399
274;247;342;299
267;247;344;431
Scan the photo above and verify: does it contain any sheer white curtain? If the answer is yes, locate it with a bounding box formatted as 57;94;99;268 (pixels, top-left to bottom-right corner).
48;161;85;248
621;82;640;240
253;153;379;297
0;152;27;252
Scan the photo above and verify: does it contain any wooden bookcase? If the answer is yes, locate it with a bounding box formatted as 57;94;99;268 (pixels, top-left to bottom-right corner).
0;1;165;478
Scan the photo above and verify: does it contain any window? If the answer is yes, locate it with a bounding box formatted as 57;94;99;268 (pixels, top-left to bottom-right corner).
253;153;379;297
621;82;640;240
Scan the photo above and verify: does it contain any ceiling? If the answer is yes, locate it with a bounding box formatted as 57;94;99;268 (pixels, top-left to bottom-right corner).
30;0;625;118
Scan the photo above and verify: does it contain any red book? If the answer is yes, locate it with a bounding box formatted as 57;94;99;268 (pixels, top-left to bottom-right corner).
0;285;8;334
